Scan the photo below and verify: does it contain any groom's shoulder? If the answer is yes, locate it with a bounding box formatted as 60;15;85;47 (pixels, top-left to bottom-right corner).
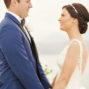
0;17;11;28
0;17;19;31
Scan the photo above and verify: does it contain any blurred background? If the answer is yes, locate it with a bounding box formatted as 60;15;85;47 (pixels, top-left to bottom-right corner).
0;0;89;88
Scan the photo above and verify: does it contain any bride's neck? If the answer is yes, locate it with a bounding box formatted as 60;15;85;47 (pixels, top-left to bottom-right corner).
66;27;82;41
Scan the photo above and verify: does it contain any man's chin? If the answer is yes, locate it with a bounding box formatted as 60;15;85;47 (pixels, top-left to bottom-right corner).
25;14;29;17
21;15;28;18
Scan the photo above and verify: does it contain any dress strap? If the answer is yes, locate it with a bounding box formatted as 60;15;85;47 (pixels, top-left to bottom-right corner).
69;39;83;72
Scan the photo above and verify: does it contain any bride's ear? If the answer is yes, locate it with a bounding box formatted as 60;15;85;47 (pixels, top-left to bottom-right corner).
72;18;78;24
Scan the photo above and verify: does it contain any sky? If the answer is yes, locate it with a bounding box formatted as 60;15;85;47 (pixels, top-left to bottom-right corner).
0;0;89;54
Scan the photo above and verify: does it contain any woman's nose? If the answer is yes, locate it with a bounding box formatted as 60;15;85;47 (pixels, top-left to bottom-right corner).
58;17;61;22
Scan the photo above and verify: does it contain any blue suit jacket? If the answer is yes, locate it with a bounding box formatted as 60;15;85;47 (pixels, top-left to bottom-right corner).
0;13;51;89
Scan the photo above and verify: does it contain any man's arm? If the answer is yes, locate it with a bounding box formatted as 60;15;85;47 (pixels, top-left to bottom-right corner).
38;62;52;89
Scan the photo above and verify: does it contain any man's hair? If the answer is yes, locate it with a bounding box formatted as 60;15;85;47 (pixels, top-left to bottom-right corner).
4;0;20;8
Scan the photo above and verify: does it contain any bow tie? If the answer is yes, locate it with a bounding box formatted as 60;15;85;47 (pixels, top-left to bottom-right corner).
21;19;25;27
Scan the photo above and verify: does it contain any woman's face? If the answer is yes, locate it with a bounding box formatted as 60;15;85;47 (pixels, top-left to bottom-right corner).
58;8;74;31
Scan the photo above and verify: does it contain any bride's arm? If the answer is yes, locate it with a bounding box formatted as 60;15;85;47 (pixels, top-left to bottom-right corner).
53;41;80;89
52;74;57;87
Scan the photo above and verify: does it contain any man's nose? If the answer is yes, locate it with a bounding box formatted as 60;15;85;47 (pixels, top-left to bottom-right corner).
29;3;32;8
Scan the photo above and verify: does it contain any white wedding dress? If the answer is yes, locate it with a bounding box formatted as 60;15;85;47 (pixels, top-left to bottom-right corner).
56;39;86;89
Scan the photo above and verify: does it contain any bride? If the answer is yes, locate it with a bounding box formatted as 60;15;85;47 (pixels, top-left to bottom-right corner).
52;3;89;89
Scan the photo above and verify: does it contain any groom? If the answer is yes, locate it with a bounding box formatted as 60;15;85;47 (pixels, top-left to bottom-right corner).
0;0;51;89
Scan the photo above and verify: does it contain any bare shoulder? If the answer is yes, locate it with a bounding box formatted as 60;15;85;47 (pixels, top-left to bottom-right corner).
68;40;81;53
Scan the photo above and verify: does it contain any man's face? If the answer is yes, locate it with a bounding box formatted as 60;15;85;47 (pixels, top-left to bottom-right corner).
16;0;32;18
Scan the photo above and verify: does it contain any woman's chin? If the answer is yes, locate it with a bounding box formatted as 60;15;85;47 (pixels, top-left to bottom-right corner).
60;27;64;31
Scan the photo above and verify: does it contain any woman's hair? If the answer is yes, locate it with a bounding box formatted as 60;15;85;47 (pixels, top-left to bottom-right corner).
62;3;89;34
4;0;20;8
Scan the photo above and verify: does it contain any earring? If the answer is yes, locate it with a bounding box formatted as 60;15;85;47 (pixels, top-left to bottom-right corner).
72;21;74;23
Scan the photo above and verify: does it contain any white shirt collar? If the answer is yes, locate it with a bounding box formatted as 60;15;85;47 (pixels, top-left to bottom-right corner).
7;11;22;23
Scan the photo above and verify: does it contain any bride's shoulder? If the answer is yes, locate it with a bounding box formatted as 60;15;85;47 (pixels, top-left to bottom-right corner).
68;39;81;51
69;39;82;46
